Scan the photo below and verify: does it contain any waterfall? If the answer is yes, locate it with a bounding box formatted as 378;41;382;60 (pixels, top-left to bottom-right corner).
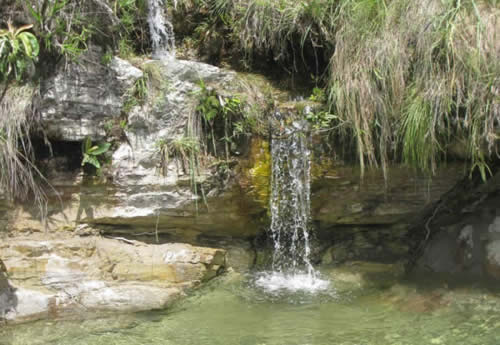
256;113;329;293
147;0;175;59
269;119;314;274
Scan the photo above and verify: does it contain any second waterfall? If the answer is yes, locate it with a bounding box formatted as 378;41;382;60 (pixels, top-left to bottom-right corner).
256;115;329;293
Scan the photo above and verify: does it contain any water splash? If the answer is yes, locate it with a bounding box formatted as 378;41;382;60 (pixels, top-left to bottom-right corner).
257;113;329;293
147;0;175;59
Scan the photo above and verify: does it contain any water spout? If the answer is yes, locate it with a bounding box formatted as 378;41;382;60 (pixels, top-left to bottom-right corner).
147;0;175;59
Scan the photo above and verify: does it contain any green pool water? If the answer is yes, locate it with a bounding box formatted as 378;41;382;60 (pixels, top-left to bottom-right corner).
2;271;500;345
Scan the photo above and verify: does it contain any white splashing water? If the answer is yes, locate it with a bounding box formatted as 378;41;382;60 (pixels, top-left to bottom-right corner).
147;0;175;59
256;114;329;293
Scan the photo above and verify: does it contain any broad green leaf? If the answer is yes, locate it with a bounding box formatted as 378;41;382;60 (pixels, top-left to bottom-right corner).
11;39;19;55
89;142;111;155
18;34;33;57
83;137;92;153
24;33;39;57
82;154;101;169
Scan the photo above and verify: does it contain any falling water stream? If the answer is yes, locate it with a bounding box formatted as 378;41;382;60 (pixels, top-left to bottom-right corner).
147;0;175;59
255;114;329;293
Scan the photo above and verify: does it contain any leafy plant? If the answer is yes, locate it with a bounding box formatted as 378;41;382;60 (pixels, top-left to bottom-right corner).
195;79;247;160
309;87;326;103
0;22;39;81
23;0;92;61
81;137;111;170
306;110;337;130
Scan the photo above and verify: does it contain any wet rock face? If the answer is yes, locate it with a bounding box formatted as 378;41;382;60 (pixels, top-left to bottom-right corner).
39;47;143;141
312;165;463;230
0;236;225;323
485;217;500;279
417;194;500;280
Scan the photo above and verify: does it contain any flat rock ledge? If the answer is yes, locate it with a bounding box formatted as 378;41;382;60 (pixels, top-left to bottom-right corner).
0;236;225;324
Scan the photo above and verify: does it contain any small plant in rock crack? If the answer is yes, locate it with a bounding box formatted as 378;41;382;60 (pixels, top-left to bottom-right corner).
81;136;111;170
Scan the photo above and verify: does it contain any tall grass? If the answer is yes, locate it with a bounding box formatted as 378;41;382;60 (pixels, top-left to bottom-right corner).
238;0;335;68
327;0;499;177
0;85;48;220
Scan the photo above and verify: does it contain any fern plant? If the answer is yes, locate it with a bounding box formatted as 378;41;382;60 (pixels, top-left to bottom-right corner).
0;22;39;81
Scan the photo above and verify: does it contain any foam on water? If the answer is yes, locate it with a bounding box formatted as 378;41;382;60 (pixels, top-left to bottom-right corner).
255;271;330;293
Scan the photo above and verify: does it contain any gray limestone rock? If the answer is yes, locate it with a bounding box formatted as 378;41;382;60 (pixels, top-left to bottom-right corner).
39;48;143;141
0;235;226;324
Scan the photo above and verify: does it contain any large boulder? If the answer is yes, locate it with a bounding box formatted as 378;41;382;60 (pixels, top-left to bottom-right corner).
0;235;225;323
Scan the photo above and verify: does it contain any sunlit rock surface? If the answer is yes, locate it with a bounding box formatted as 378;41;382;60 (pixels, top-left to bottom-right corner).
0;236;225;323
39;47;143;141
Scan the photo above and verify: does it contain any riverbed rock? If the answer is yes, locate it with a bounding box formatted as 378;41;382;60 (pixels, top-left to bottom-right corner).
0;235;226;323
325;261;405;292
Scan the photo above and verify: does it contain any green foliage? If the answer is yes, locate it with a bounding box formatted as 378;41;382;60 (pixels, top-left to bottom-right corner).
112;0;150;57
156;134;208;212
0;22;39;81
308;87;326;103
156;136;200;174
101;50;113;65
81;137;111;170
19;0;149;63
171;0;336;70
172;0;498;179
123;75;149;113
22;0;93;61
326;0;499;178
306;110;337;130
195;79;249;160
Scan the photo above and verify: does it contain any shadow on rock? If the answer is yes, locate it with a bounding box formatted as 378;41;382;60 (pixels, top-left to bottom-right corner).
0;264;18;323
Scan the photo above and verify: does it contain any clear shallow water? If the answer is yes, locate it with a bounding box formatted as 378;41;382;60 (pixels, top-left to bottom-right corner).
2;272;500;345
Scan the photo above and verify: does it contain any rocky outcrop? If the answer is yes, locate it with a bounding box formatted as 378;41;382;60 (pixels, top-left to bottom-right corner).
416;170;500;279
0;235;225;323
39;47;143;141
312;165;463;229
8;56;265;242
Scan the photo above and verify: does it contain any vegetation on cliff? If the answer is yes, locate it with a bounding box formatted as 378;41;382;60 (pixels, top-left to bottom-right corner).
170;0;499;178
0;0;498;211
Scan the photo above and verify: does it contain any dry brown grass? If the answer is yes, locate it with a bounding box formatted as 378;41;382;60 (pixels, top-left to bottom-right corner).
0;84;48;220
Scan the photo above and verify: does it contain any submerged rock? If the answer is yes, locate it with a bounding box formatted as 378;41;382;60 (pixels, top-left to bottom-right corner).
0;235;225;323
